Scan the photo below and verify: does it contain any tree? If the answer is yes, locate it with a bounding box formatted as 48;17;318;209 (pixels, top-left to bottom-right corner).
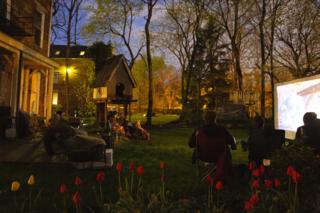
84;0;144;70
156;0;210;120
275;0;320;78
88;41;114;73
213;0;254;90
143;0;159;128
52;0;84;116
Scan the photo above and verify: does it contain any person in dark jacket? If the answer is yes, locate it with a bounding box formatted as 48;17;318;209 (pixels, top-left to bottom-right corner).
295;112;320;151
188;110;236;182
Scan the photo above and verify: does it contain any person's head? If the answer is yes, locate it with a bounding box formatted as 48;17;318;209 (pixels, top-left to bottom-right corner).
107;114;115;122
253;115;264;129
204;110;217;125
55;110;65;120
303;112;317;126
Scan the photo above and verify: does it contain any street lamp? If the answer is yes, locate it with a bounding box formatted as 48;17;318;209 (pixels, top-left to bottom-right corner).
65;66;70;116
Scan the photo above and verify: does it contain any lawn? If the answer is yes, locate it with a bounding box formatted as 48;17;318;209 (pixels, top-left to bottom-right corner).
0;122;249;212
130;113;180;126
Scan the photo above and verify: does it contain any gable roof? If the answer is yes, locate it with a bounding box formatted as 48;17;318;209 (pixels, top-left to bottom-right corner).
92;55;136;88
50;45;89;58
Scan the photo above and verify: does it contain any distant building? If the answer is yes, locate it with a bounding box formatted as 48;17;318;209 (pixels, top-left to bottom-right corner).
50;45;95;115
0;0;58;126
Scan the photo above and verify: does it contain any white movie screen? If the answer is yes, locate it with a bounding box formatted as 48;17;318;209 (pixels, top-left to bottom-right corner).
275;75;320;139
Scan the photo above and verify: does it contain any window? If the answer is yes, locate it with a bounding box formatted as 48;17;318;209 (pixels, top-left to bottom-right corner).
55;50;60;55
79;51;85;56
53;71;59;84
0;0;10;20
34;10;44;48
52;92;58;105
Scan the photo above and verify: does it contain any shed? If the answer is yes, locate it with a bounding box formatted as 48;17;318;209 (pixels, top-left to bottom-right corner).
92;55;136;125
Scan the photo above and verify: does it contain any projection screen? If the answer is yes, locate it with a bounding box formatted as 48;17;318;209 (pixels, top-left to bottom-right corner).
275;74;320;139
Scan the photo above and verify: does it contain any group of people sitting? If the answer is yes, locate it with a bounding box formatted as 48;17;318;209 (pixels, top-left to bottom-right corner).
44;111;151;156
105;114;150;143
188;110;320;182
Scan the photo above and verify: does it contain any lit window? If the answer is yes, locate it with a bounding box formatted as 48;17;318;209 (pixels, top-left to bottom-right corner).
55;50;60;55
52;92;58;105
80;51;85;56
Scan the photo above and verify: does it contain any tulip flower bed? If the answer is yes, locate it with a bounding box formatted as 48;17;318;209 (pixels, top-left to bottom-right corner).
0;126;319;212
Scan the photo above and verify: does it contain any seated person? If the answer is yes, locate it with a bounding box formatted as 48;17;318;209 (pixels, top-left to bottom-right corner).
246;115;270;166
295;112;320;151
44;111;105;155
188;110;236;182
135;120;150;140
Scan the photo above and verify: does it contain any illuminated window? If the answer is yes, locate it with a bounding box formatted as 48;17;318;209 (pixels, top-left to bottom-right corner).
52;92;58;105
55;50;60;55
79;51;85;56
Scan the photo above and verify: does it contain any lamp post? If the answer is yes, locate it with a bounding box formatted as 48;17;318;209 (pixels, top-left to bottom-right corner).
65;67;71;116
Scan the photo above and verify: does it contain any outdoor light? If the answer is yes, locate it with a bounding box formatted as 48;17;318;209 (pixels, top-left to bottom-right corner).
66;67;72;74
80;51;85;56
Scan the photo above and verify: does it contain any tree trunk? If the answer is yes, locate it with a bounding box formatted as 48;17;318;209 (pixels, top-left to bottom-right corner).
196;78;201;127
259;0;266;118
145;0;156;128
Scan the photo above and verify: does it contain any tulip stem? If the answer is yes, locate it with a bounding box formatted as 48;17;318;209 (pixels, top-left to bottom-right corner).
29;188;32;211
99;183;103;203
14;193;18;212
130;172;134;193
63;196;67;213
118;172;121;190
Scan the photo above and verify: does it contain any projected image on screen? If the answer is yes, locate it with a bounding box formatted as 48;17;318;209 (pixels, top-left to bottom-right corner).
277;77;320;133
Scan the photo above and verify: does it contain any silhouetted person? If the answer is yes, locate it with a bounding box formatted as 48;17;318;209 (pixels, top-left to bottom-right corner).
246;115;270;166
295;112;320;151
188;110;236;182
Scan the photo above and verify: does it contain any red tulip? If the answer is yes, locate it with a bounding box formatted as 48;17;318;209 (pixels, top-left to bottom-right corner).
59;184;67;194
74;176;82;186
206;175;212;183
248;162;255;171
96;171;105;182
291;171;301;183
160;161;166;169
259;165;265;174
160;175;166;182
72;191;81;205
116;162;123;173
264;179;273;189
252;179;259;189
244;201;253;211
137;166;144;176
249;193;259;205
287;166;295;176
252;169;260;178
215;181;223;190
129;162;135;172
274;179;281;188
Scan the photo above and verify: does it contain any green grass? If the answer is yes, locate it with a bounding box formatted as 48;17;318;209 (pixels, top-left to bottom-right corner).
0;121;249;212
130;113;180;126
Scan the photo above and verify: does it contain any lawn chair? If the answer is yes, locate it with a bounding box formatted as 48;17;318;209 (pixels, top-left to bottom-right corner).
194;129;233;183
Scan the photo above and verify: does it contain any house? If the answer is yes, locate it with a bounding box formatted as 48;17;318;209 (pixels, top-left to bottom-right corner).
0;0;58;136
92;55;136;125
50;45;95;116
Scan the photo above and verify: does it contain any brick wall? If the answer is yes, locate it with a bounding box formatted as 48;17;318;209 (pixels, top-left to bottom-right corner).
12;0;52;57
